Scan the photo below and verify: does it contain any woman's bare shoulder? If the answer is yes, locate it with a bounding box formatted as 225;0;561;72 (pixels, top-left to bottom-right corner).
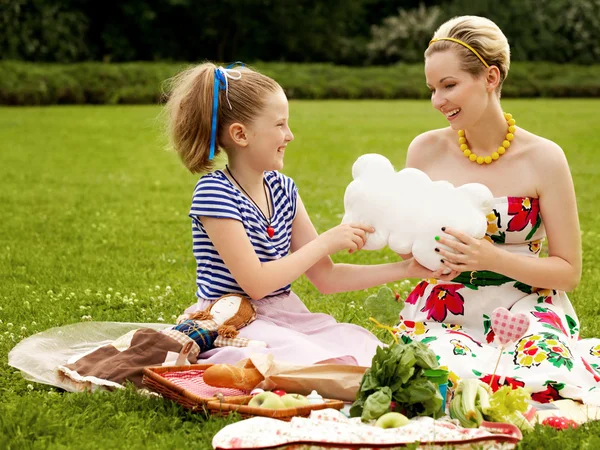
406;128;452;169
520;128;568;167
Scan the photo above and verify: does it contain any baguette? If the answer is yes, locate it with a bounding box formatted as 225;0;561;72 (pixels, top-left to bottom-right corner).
202;364;264;390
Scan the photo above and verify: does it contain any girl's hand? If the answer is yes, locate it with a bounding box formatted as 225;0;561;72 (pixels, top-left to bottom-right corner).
404;257;461;281
318;223;374;255
435;227;501;272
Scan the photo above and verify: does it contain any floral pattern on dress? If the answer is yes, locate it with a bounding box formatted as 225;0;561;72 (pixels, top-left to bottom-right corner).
582;357;600;383
530;381;565;402
483;314;496;344
485;210;507;245
450;339;472;356
442;323;462;331
507;197;542;240
528;240;542;254
514;333;573;370
446;329;483;348
531;306;568;335
531;289;555;305
406;280;429;305
394;317;438;345
476;372;525;392
420;284;465;322
395;317;428;339
395;196;599;404
566;315;579;337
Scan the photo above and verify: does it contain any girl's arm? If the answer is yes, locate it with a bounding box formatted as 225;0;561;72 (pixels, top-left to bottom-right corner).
291;197;456;294
438;142;582;291
200;212;370;300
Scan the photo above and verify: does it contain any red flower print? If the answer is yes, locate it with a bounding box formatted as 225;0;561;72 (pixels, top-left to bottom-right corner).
483;314;496;343
507;197;540;232
532;307;568;336
523;340;539;356
531;383;563;403
406;280;428;305
420;284;465;322
479;374;525;392
582;357;600;383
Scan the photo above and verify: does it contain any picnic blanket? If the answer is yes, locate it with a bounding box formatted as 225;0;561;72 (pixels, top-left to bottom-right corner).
212;409;522;450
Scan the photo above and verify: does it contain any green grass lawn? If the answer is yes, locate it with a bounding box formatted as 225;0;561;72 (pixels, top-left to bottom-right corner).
1;100;600;449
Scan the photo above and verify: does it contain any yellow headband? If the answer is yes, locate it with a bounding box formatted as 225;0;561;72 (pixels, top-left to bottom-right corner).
428;37;489;68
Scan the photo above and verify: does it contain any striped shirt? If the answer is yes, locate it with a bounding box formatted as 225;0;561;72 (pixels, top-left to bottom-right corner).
189;170;298;301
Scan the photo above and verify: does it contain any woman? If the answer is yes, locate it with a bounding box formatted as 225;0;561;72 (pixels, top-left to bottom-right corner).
394;15;600;403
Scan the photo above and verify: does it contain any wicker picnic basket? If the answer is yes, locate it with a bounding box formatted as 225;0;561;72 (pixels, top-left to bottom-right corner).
142;363;249;412
143;363;345;420
206;395;345;421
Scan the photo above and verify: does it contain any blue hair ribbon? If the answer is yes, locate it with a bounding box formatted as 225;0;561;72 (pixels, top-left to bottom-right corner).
208;63;244;160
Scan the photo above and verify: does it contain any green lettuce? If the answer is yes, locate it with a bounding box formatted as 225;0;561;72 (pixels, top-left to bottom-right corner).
350;342;448;422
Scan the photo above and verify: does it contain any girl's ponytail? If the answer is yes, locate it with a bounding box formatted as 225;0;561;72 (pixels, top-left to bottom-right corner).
164;63;218;173
164;62;281;173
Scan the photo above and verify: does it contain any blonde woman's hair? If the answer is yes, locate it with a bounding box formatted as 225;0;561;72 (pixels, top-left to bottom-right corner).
164;63;282;173
425;16;511;93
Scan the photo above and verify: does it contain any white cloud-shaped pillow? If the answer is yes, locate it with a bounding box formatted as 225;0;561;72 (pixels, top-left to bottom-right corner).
342;154;494;271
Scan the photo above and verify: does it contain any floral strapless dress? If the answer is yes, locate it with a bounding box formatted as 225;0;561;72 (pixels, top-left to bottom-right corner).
394;196;600;403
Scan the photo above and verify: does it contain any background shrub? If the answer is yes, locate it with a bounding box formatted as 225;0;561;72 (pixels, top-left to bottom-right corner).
2;61;600;105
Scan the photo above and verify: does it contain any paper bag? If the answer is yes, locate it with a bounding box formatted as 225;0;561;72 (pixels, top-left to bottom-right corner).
242;353;367;402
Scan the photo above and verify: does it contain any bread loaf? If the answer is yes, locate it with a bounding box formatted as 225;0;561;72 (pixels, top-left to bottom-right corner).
202;364;264;390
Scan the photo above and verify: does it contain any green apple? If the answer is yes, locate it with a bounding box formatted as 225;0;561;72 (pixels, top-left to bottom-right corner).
247;391;286;409
375;412;410;429
280;393;310;408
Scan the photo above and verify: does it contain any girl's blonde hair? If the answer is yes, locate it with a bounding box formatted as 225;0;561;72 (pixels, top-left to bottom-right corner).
425;16;510;93
164;63;281;173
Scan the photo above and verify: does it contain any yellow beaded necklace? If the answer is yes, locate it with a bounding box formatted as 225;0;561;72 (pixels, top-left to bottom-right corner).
459;112;516;165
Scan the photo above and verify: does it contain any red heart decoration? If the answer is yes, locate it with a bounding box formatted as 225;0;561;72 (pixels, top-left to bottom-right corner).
491;307;530;346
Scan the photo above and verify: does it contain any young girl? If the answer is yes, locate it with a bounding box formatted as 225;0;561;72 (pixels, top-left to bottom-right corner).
394;16;600;403
164;63;452;367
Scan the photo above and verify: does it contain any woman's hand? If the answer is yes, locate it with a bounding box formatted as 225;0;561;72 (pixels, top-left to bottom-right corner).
435;227;502;272
318;223;374;255
404;257;461;281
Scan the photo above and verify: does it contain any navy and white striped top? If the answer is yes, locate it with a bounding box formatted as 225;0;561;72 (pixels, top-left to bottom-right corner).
189;170;298;301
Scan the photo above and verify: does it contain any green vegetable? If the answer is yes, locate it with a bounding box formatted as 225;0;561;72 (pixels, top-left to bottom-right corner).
450;392;470;427
350;342;447;422
484;386;534;433
362;387;392;421
476;384;492;412
450;379;488;428
461;378;480;421
449;380;534;433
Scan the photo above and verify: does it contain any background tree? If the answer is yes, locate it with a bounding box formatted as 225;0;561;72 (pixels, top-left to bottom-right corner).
1;0;598;64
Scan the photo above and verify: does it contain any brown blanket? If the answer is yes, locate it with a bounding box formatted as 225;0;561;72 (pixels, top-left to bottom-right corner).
57;328;195;390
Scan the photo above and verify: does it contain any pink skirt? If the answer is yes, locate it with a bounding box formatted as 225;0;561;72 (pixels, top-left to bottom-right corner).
184;291;382;367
